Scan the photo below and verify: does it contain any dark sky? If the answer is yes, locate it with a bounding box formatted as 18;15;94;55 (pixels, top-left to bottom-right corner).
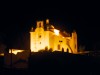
0;1;100;51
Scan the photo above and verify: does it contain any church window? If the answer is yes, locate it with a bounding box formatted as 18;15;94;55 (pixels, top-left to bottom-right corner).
39;35;41;38
58;44;60;50
39;23;41;27
59;40;62;43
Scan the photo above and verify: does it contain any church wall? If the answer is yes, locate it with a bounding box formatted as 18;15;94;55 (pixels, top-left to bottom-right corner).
68;31;77;53
49;32;68;52
72;31;77;53
44;31;49;49
53;35;59;51
30;32;36;52
49;31;55;51
53;35;68;52
60;37;68;52
30;19;78;53
30;27;50;52
68;37;73;53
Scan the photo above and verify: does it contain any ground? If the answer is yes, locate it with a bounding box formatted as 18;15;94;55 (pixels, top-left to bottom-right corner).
0;52;100;75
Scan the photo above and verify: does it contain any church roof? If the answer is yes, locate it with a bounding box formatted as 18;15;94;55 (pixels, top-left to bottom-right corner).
60;31;70;37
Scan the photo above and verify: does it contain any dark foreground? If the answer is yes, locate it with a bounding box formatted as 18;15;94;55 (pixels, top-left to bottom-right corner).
0;52;100;75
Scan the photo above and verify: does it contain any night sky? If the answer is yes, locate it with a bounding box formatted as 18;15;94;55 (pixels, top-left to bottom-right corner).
0;1;100;51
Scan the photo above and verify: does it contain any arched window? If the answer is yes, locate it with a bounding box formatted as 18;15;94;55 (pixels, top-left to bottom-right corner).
58;44;60;50
39;35;41;38
39;23;41;27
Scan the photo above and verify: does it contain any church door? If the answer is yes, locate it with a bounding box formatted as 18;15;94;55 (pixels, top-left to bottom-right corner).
58;44;60;50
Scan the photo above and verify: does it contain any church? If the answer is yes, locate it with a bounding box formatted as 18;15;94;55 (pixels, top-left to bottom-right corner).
30;19;77;53
5;19;78;68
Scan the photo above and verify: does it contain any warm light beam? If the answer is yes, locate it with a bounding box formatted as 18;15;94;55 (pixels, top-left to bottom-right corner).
54;29;59;35
9;49;24;55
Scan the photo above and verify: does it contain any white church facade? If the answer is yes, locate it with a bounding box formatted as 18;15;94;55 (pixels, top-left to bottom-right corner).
30;19;77;53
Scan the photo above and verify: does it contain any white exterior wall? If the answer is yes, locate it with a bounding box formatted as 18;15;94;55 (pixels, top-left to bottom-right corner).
30;20;78;53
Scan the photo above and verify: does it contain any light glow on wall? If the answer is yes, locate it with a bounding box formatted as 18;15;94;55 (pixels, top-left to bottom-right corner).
9;49;24;55
54;29;59;35
30;19;78;53
0;53;4;56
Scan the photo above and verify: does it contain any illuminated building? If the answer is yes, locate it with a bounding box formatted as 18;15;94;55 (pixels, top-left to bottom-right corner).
30;19;77;53
9;49;24;55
